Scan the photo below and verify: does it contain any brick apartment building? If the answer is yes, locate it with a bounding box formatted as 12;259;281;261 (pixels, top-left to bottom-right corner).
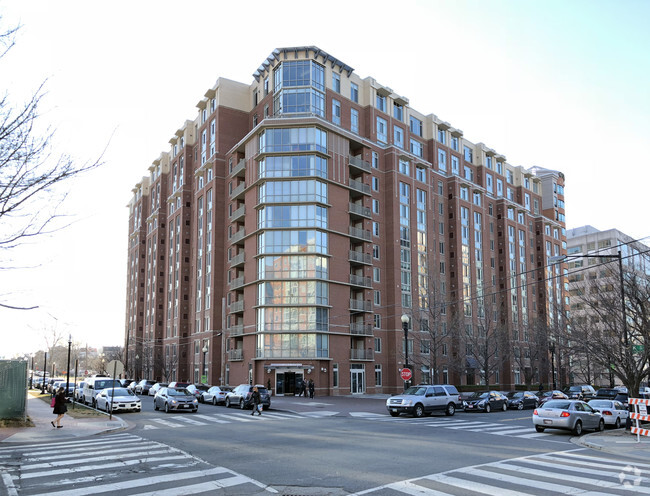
125;46;568;395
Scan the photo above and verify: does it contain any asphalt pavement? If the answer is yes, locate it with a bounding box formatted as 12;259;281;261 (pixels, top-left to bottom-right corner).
3;391;650;464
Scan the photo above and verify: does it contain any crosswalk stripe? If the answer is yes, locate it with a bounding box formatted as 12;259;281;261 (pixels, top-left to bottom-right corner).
193;414;230;423
0;434;136;452
149;418;183;428
422;473;537;496
548;450;650;469
20;448;174;471
172;416;208;426
121;475;272;496
518;456;630;479
214;413;256;422
17;438;145;457
24;443;162;462
384;480;451;495
445;422;500;429
491;427;537;435
467;466;594;493
513;432;550;439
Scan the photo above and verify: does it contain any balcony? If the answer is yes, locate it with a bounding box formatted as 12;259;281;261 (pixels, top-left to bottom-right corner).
229;276;245;290
228;324;244;336
349;179;371;196
231;159;246;178
349;155;371;173
230;300;244;313
231;228;246;245
229;252;245;267
350;323;373;336
349;274;372;288
349;226;372;242
348;202;371;219
349;299;372;312
228;349;243;361
230;182;246;200
350;348;374;360
229;205;245;222
349;250;372;265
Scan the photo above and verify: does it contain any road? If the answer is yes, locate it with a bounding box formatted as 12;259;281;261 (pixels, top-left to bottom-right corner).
1;394;648;495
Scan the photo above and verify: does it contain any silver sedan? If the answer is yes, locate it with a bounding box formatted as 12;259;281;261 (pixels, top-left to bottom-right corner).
533;399;604;435
587;399;629;428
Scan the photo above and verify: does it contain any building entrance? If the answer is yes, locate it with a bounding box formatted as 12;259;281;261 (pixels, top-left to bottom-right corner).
276;371;304;395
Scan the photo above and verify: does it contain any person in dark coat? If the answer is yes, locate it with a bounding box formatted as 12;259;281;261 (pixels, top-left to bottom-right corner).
52;387;67;428
302;379;308;399
308;379;315;399
250;386;262;416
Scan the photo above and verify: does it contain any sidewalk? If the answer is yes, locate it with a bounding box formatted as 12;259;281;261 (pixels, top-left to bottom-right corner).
573;427;650;462
0;393;128;444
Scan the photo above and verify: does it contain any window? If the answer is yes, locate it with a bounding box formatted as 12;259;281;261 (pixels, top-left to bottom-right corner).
394;126;404;149
460;186;469;201
451;136;459;151
332;72;340;93
410;139;423;157
438;149;446;171
372;199;380;214
437;129;446;144
333;363;338;387
496;179;504;197
373;221;379;236
410;116;422;136
416;167;426;183
393;103;403;121
376;117;388;143
264;77;269;96
375;364;382;385
374;290;381;305
372;176;379;191
451;155;459;174
372;151;379;169
350;83;358;103
464;166;473;181
373;267;380;282
376;94;386;112
473;191;481;206
486;173;493;193
351;109;359;134
332;99;341;126
463;146;473;163
399;159;410;176
374;313;381;328
372;245;380;260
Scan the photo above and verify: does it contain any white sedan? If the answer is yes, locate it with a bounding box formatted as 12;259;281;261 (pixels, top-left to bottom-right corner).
588;399;629;429
95;387;142;413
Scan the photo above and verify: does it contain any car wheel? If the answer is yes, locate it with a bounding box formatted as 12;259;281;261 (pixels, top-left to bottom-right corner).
212;397;217;406
485;404;491;413
502;402;507;412
413;403;424;418
597;419;605;432
92;399;96;409
615;417;621;429
535;425;545;433
517;403;523;410
239;399;245;410
165;403;170;414
389;411;400;417
445;403;455;416
573;420;583;436
225;398;231;408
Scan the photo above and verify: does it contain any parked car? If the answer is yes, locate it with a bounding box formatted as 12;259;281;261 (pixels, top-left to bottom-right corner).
533;399;604;435
386;384;462;418
95;387;142;413
120;379;134;389
74;381;86;402
153;387;198;413
167;381;191;389
185;384;211;402
134;380;157;395
639;387;650;396
225;384;271;410
82;377;122;407
614;392;629;409
595;388;619;400
565;385;596;401
202;386;233;405
538;390;569;406
587;399;628;429
47;378;64;393
148;383;168;396
505;391;539;410
464;391;508;413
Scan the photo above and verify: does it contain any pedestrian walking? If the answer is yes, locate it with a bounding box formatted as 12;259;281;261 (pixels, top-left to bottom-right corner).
250;386;262;416
302;379;308;399
297;379;303;397
52;387;67;428
308;379;314;399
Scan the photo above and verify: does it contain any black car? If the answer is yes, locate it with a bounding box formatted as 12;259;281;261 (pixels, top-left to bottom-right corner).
464;391;508;412
595;388;619;400
505;391;539;410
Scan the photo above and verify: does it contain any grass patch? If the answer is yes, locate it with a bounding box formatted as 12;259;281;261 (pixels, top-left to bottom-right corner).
0;417;34;428
30;391;106;419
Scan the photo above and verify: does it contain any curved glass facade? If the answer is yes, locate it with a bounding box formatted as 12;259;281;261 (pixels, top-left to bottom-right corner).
258;230;328;254
258;255;328;280
258;128;327;155
258;205;328;229
273;60;325;117
257;307;329;333
259;180;328;203
258;280;328;306
257;333;329;359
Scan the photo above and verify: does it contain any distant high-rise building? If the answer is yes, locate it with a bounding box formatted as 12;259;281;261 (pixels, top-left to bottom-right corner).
125;46;568;394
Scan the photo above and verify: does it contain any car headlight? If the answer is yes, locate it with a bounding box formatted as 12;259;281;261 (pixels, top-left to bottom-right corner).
478;401;486;406
403;400;413;406
193;399;198;404
171;400;177;404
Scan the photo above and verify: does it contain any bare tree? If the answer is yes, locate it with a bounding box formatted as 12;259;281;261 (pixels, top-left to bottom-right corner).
511;317;547;388
0;18;102;310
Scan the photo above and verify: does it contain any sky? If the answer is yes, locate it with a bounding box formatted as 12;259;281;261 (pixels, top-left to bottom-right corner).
1;0;649;359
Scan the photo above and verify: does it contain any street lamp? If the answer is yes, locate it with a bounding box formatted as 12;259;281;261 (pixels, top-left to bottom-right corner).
401;314;410;390
65;334;72;398
549;341;557;390
30;355;34;389
135;354;139;382
202;342;208;384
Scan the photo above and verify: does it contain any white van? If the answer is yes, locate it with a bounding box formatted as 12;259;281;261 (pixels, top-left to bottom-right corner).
83;377;121;407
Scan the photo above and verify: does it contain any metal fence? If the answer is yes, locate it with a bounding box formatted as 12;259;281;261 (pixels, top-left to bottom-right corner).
0;360;27;419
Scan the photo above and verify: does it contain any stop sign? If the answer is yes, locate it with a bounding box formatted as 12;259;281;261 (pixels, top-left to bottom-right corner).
400;368;412;381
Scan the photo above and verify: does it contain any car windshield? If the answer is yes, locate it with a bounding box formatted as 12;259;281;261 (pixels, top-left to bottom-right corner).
469;392;489;399
589;400;610;408
507;392;523;399
95;380;121;389
569;386;582;392
105;388;134;397
168;388;191;396
544;400;572;409
402;386;427;396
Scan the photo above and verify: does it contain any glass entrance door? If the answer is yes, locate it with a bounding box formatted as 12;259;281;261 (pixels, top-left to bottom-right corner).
277;372;302;395
350;365;365;394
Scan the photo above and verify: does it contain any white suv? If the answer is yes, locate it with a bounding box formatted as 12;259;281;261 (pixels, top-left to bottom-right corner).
386;384;462;418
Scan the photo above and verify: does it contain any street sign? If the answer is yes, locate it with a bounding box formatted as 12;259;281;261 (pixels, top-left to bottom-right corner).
400;368;412;381
107;360;124;378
